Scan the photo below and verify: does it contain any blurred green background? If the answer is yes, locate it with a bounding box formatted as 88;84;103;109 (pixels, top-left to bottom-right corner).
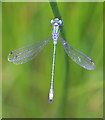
2;2;103;118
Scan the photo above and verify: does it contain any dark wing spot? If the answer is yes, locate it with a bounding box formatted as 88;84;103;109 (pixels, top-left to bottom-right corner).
90;59;93;63
15;55;18;58
10;51;13;54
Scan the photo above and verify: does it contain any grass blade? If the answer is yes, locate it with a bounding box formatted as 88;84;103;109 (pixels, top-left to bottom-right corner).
49;1;70;117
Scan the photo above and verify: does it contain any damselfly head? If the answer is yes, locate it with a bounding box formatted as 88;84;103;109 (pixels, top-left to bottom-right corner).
50;18;63;26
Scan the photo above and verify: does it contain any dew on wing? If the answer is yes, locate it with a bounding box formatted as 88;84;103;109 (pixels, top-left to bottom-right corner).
63;41;67;46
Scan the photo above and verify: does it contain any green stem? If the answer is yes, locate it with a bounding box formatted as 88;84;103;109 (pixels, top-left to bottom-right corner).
49;1;70;117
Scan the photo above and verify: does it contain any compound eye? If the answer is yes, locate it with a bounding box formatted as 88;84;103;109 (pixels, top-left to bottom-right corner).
59;20;63;25
50;19;54;24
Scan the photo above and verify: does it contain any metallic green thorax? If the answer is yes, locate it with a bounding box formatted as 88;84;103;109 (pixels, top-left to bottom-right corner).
53;25;59;34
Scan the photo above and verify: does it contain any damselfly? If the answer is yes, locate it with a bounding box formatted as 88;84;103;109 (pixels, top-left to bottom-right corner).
8;18;95;103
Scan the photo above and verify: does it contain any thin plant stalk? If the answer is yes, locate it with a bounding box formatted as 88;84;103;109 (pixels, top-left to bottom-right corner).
49;1;70;117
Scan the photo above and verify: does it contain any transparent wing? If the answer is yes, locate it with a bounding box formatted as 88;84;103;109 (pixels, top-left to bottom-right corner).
58;37;95;70
8;36;52;65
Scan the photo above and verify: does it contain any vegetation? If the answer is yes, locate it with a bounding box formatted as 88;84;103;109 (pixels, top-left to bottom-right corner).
2;2;103;118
